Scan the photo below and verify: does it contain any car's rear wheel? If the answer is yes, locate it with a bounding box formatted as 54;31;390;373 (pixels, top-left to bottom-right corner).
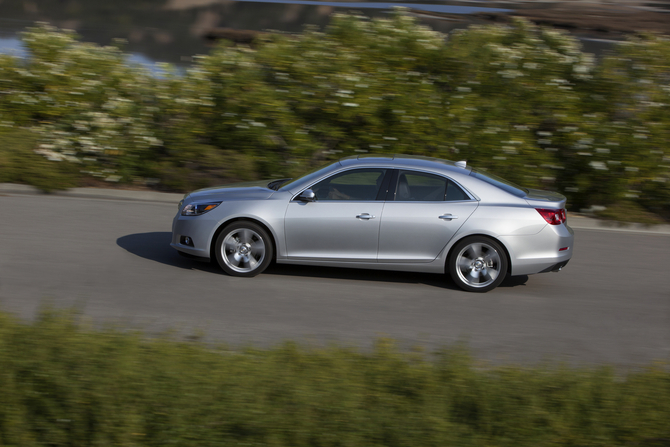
215;221;273;277
449;236;507;292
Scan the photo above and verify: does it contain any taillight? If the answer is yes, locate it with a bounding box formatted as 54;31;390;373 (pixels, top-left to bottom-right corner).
536;208;567;225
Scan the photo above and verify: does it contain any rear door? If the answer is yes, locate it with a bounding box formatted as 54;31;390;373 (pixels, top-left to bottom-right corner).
378;170;478;262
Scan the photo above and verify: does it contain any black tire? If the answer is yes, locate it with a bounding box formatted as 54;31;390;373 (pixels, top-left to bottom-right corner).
215;221;273;277
448;236;508;293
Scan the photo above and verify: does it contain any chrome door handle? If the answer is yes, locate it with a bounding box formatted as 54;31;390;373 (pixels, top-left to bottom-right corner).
439;214;458;221
356;213;375;220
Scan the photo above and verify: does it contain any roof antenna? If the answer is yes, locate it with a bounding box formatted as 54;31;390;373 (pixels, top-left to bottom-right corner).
455;160;467;168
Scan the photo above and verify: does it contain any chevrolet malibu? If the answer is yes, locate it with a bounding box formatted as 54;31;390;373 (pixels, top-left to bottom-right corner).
171;155;573;292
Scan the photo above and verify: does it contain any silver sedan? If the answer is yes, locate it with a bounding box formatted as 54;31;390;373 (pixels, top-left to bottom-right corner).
171;155;573;292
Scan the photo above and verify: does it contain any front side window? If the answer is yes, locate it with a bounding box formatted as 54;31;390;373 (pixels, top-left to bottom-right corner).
312;169;387;201
394;171;470;202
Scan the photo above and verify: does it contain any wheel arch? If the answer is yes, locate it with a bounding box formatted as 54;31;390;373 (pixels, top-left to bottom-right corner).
209;217;278;263
445;233;512;275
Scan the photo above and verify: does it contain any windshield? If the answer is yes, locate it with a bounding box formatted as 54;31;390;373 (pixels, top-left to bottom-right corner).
469;169;528;198
279;161;339;191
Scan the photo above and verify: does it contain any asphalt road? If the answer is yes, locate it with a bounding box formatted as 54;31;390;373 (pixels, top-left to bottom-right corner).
1;193;669;365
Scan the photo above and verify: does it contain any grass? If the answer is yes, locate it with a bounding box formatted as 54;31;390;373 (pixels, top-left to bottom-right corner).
0;306;669;446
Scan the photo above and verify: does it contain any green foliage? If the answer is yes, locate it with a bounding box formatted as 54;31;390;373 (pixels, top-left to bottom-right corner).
440;19;594;189
0;24;161;185
595;35;670;218
0;15;669;219
0;128;80;191
0;307;669;446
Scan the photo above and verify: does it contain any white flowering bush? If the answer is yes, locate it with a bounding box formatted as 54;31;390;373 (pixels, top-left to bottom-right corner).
182;11;453;178
440;19;596;190
593;35;670;217
0;13;669;219
0;25;163;182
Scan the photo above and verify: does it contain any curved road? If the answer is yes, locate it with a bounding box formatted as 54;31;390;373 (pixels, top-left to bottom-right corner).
1;192;668;365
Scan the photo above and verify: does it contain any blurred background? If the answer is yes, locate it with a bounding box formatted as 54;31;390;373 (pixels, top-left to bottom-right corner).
1;4;669;444
1;0;669;222
2;0;668;66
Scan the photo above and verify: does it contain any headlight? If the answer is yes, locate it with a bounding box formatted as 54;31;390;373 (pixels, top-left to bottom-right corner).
177;193;189;210
181;201;222;216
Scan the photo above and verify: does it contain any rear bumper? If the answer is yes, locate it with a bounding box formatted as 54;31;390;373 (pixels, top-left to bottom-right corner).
539;260;570;273
501;223;574;276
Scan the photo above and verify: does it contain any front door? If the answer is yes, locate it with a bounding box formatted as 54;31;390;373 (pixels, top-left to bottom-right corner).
284;168;388;261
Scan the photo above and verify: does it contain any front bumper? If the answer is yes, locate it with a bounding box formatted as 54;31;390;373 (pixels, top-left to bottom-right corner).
171;212;218;259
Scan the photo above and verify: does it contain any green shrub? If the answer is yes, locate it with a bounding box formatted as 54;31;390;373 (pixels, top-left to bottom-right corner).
595;35;670;218
0;14;668;219
0;128;80;191
0;307;669;446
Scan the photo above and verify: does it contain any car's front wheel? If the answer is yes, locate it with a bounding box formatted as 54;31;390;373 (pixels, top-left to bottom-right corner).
449;236;508;292
215;221;273;277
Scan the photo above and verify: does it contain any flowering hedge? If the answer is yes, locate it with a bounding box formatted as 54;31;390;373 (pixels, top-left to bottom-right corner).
0;12;668;218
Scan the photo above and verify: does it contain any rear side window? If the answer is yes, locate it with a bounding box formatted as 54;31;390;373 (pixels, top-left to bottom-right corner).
394;171;471;202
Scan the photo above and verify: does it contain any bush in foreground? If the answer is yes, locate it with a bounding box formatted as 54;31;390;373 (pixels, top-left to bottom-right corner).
0;307;669;446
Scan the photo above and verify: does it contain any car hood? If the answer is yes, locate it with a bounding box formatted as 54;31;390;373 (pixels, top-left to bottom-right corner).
185;180;275;201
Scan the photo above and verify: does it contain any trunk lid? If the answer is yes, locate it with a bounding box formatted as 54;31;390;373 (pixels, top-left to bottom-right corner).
524;188;567;209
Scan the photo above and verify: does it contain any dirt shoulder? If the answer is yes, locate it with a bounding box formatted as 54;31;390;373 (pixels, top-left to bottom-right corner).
505;3;670;36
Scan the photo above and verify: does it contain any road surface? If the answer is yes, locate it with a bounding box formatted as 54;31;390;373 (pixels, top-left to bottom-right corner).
0;192;668;365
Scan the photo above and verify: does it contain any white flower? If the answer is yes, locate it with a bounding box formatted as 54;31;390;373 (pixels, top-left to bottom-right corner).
589;161;608;170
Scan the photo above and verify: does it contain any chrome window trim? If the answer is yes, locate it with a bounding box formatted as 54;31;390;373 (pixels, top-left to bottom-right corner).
389;199;478;204
290;165;480;203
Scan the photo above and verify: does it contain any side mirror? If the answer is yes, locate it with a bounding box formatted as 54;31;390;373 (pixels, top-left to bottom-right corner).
297;189;316;202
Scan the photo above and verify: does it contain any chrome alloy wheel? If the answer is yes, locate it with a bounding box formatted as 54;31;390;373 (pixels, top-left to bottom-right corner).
455;242;502;289
221;228;266;273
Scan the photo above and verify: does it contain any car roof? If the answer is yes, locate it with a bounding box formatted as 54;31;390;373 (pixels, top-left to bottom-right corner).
338;154;472;175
